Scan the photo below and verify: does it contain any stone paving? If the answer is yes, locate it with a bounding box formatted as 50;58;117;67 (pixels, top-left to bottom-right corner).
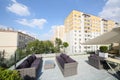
37;55;119;80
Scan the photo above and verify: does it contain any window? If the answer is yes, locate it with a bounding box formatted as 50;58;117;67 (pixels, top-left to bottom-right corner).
85;30;87;33
75;50;77;52
75;42;77;45
88;35;90;37
74;14;77;17
79;46;81;48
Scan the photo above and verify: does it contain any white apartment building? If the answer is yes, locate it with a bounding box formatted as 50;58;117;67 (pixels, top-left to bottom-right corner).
64;10;118;54
0;28;35;59
52;25;65;42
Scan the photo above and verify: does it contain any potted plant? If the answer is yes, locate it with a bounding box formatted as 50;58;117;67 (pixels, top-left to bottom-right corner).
99;46;108;58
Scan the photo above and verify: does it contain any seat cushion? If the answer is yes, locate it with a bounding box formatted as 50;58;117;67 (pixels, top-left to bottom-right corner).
60;53;69;62
32;54;36;60
31;58;40;69
66;57;75;63
31;58;40;65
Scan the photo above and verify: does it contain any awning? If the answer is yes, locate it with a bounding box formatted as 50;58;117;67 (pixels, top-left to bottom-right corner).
82;27;120;45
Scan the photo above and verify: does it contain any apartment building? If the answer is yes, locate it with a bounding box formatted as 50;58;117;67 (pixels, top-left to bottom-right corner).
64;10;118;54
52;25;65;42
0;28;35;59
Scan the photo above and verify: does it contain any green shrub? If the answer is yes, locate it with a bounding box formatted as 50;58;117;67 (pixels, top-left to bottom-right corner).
100;46;108;53
0;67;22;80
86;51;95;54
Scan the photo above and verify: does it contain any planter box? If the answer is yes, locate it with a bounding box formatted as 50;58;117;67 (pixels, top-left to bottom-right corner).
99;52;108;58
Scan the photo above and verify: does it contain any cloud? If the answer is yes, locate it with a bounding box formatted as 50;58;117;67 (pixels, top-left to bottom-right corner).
39;26;55;40
11;0;17;3
7;0;30;16
0;25;8;28
0;24;13;29
99;0;120;22
16;18;47;29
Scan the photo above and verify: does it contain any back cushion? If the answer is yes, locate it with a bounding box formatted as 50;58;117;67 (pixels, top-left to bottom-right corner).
17;60;30;69
26;56;34;65
22;60;30;68
32;54;36;60
16;65;22;69
56;56;65;68
60;53;69;61
90;54;94;57
66;57;75;63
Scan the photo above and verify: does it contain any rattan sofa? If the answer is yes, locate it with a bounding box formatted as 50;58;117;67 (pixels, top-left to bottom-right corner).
56;53;78;77
16;54;43;80
88;54;107;69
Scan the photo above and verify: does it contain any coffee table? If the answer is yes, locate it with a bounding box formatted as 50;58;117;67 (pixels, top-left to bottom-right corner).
44;60;55;69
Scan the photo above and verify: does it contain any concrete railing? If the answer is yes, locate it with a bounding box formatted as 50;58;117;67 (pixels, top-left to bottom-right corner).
9;53;88;70
9;55;30;70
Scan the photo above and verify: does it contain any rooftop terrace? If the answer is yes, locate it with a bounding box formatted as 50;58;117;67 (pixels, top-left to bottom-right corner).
37;54;118;80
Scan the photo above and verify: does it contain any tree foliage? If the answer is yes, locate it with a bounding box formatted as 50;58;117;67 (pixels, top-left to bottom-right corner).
26;40;54;54
26;40;40;54
100;46;108;53
55;38;62;46
63;42;69;48
62;42;69;52
55;38;62;52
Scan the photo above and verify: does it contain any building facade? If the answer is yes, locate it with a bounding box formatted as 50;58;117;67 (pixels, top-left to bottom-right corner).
52;25;65;42
64;10;118;54
0;28;35;59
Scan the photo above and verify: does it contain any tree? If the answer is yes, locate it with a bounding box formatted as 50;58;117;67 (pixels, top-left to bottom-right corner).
15;49;27;60
63;42;69;52
26;40;54;54
26;40;41;54
55;38;62;52
43;40;54;54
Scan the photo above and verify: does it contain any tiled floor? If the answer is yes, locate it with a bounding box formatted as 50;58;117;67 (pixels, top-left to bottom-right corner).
38;55;119;80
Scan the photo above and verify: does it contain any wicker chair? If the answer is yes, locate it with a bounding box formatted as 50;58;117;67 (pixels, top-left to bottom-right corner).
88;54;107;69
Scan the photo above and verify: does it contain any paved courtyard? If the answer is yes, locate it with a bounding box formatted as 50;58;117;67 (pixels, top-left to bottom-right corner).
37;55;119;80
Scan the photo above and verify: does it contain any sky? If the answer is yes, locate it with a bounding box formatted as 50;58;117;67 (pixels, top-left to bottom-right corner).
0;0;120;40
